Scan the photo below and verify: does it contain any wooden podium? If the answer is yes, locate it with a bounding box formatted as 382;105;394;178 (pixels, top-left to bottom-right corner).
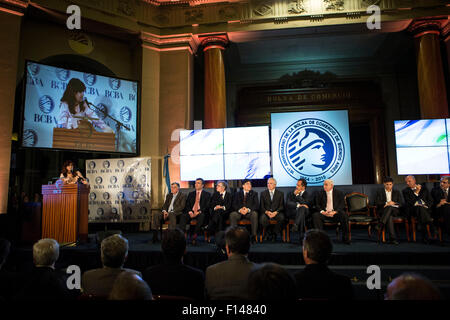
41;183;90;244
52;125;115;152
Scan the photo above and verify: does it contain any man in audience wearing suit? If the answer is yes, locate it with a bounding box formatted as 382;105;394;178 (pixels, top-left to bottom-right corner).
286;178;312;242
294;229;354;300
179;178;211;245
260;177;285;242
375;176;403;244
312;179;350;244
151;182;186;243
82;234;141;297
143;228;205;301
229;179;259;244
431;176;450;236
402;175;435;243
206;181;233;240
205;226;256;300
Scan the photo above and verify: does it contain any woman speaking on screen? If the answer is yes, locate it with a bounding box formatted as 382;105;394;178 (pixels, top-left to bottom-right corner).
58;78;113;133
60;160;89;185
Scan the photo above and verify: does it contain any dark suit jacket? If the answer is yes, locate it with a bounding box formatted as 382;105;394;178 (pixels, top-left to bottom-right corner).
162;192;187;214
314;188;345;214
431;187;450;210
205;254;256;300
402;186;433;209
286;190;312;216
232;189;259;213
294;264;354;300
143;262;205;301
210;191;233;215
184;190;211;215
375;188;403;212
260;189;284;214
82;267;142;297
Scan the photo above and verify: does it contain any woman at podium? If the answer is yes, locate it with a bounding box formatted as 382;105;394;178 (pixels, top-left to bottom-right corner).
57;78;113;133
60;160;88;185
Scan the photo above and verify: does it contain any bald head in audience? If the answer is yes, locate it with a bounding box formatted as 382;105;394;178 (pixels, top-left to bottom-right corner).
386;273;442;300
109;271;153;300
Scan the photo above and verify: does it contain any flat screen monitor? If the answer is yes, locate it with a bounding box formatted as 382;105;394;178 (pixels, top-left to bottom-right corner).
394;119;450;174
21;61;139;154
179;126;271;181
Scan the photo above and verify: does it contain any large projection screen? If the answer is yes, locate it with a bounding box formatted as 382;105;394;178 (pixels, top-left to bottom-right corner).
271;110;353;187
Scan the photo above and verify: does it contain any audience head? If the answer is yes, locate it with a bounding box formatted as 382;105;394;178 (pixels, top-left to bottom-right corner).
383;177;394;192
161;228;186;263
323;179;334;192
386;273;442;300
242;179;252;192
194;178;205;191
302;229;332;265
109;271;153;300
405;175;416;188
297;178;307;191
225;226;251;256
440;176;450;190
0;238;11;270
216;180;228;193
267;178;277;191
33;238;59;268
248;263;297;300
101;234;129;268
170;182;180;194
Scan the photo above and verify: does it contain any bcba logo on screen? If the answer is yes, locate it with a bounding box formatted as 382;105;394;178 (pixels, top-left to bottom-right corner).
95;176;103;185
29;63;40;76
279;118;345;184
109;78;121;90
39;95;55;114
23;129;38;147
89;161;96;169
55;68;70;81
120;107;132;123
103;160;110;169
117;160;125;168
83;73;97;86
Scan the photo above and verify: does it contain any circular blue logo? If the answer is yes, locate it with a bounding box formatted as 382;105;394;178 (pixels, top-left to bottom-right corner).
117;160;125;168
120;107;132;123
83;73;97;86
38;95;55;114
23;129;38;147
96;103;109;120
140;175;146;184
89;161;96;169
125;176;133;184
111;207;118;215
109;78;121;90
132;82;137;93
117;191;125;199
103;192;110;200
28;63;40;76
279;118;345;184
103;160;110;169
132;191;139;199
147;159;151;167
95;176;103;185
97;208;104;216
55;68;70;81
89;192;96;201
110;176;117;184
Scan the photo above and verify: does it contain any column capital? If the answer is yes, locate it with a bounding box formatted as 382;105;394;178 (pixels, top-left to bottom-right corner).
140;32;200;54
197;33;229;52
0;0;27;16
408;17;448;38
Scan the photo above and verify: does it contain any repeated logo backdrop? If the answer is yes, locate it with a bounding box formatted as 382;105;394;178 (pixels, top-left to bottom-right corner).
86;157;151;222
23;61;138;153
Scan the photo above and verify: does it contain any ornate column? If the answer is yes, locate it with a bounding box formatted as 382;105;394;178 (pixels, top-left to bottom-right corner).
199;34;229;129
0;2;26;214
409;18;449;118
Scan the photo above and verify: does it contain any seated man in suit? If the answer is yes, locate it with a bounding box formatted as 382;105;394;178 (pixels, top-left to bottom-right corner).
286;178;312;242
259;178;285;242
143;228;205;301
431;176;450;236
151;182;186;243
294;230;354;300
14;238;74;300
109;271;153;300
205;226;256;300
312;179;350;244
179;178;211;245
82;234;141;297
229;179;259;244
206;180;232;239
402;175;435;243
375;176;403;244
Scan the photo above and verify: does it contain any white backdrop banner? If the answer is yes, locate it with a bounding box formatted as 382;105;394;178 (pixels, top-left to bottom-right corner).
86;157;151;222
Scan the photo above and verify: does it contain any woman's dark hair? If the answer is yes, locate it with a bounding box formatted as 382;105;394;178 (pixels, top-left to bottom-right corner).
60;78;86;114
61;160;75;177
